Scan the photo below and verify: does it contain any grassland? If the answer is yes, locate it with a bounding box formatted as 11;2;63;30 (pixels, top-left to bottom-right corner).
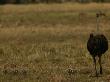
0;3;110;82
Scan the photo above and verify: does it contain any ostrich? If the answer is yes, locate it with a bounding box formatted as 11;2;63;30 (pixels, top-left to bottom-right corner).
87;12;108;77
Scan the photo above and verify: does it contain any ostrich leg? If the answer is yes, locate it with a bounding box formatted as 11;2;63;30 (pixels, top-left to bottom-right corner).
98;55;103;74
93;57;98;77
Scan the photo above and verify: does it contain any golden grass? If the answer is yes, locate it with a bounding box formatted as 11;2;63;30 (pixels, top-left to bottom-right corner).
0;24;109;82
0;3;110;82
0;3;110;14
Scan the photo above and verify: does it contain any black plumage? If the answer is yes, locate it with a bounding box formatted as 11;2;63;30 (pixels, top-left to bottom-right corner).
87;33;108;57
87;12;108;77
87;33;108;76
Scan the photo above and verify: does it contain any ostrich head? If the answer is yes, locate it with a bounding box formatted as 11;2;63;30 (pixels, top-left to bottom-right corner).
96;13;99;18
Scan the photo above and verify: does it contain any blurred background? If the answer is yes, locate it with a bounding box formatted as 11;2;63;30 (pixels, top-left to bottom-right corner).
0;0;110;4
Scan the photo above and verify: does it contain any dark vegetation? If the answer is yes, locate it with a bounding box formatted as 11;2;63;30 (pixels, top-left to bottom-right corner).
0;0;110;4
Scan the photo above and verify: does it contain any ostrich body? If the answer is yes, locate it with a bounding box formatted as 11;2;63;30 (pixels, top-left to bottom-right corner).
87;12;108;76
87;34;108;57
87;33;108;76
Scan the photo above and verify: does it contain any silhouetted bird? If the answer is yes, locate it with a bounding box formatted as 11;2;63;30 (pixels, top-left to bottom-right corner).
87;12;108;77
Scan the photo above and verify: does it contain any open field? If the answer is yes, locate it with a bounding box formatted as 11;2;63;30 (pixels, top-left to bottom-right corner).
0;3;110;82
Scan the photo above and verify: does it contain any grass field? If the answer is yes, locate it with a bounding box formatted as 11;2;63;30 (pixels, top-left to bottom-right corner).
0;3;110;82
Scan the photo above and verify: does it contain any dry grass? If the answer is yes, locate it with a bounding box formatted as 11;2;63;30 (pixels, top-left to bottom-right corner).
0;3;110;14
0;3;110;82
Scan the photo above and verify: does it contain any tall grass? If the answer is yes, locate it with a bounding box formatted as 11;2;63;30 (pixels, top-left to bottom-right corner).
0;3;110;13
0;3;110;82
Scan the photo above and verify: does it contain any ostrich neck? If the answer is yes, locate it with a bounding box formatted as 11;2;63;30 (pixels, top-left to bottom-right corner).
96;17;100;33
